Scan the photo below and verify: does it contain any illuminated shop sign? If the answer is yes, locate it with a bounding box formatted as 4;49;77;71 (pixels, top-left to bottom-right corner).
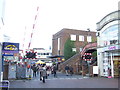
2;42;19;53
103;45;120;52
108;46;116;50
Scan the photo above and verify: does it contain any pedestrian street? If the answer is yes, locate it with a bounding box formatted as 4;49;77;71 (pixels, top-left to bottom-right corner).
9;72;118;88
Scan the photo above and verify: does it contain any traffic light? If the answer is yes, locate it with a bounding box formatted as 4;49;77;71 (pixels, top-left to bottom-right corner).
26;52;31;58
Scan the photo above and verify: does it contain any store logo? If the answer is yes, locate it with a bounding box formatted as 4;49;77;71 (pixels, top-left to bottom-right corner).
108;46;116;50
4;45;18;51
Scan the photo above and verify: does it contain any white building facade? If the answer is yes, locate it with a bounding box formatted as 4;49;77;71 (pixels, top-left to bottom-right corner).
96;10;120;77
33;48;52;65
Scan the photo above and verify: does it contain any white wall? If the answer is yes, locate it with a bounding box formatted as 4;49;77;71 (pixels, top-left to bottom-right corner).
0;44;2;81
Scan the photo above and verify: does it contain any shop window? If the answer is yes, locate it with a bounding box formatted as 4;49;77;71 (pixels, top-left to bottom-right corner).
110;40;118;45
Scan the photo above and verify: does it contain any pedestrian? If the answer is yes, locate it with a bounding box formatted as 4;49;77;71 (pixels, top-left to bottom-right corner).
27;64;30;72
65;65;69;76
69;65;73;76
46;66;51;76
31;64;37;77
39;65;43;81
53;65;57;77
40;65;47;83
36;65;39;75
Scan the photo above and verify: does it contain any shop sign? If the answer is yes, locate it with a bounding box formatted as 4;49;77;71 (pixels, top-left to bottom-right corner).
3;53;14;56
2;42;19;53
103;45;120;52
108;46;116;50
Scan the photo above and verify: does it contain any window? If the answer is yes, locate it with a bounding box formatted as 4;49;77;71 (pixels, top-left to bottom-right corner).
87;36;92;42
71;35;76;41
79;35;84;41
58;38;60;50
46;53;49;55
72;48;76;52
79;48;82;52
37;53;40;55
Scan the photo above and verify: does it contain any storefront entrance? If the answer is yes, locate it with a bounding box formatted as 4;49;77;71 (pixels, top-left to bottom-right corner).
113;58;120;77
103;51;120;77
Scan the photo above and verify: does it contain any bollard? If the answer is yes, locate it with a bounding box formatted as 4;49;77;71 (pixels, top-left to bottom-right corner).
28;75;32;80
0;80;9;90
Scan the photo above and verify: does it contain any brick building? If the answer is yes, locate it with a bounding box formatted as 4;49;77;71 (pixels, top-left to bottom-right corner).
52;28;96;56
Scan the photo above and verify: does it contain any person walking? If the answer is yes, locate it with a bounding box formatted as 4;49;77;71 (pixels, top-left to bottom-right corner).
36;65;39;75
40;65;47;83
53;65;57;78
39;65;43;81
31;64;37;77
46;66;51;76
69;65;73;76
65;65;69;76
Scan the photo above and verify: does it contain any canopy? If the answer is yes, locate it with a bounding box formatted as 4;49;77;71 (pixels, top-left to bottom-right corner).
36;60;45;64
48;55;64;58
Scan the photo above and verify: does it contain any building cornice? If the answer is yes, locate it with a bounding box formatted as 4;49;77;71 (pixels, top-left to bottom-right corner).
96;10;120;31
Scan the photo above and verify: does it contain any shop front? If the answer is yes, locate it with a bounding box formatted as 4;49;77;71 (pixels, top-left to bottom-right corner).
2;42;19;80
101;45;120;77
96;10;120;78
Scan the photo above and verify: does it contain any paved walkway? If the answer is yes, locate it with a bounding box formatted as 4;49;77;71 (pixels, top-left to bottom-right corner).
30;72;88;81
9;72;119;88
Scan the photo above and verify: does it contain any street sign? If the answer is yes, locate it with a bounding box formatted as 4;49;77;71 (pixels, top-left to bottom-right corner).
2;42;19;53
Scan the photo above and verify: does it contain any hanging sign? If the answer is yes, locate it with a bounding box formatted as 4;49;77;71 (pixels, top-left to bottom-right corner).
2;42;19;53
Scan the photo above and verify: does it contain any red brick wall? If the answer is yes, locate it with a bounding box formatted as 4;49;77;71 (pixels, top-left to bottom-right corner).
52;28;96;56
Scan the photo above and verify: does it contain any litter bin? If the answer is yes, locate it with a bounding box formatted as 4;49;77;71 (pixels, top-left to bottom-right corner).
0;80;9;90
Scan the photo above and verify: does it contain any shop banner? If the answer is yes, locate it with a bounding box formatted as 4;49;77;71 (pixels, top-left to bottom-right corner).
2;42;19;53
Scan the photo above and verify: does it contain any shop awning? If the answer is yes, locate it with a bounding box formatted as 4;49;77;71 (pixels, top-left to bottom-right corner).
35;60;45;64
48;55;64;58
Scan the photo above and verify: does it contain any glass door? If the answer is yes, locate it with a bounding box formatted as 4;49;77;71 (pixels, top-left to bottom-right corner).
103;52;109;77
113;55;120;77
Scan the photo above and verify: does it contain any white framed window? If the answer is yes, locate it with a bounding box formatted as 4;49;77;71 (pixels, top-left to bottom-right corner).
79;48;82;52
71;35;76;41
87;36;92;42
79;35;84;41
72;48;76;52
58;38;60;50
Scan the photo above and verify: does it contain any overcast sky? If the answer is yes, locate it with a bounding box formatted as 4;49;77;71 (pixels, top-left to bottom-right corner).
3;0;119;50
